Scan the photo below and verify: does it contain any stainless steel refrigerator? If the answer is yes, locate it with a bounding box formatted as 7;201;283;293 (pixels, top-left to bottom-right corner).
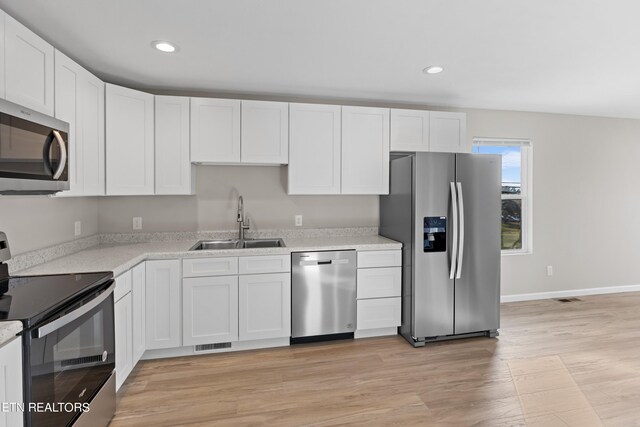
380;152;501;347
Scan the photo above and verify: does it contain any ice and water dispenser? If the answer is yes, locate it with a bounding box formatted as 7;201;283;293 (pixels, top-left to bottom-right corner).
424;217;447;252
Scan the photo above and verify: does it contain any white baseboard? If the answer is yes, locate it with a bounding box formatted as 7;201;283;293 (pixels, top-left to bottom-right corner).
501;284;640;303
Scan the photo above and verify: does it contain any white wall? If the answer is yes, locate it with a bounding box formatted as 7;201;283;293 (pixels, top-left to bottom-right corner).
465;108;640;297
97;165;378;232
0;196;98;254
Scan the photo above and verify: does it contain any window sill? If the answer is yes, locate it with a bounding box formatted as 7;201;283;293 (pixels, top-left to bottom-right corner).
501;250;532;257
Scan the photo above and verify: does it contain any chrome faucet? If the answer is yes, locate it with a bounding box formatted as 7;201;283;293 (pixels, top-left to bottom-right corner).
237;196;250;244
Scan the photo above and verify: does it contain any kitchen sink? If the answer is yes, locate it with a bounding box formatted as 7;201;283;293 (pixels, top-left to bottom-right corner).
189;240;240;250
241;238;285;248
189;238;285;251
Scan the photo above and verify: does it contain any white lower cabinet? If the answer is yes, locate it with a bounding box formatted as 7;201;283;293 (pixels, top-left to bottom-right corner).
239;273;291;341
145;260;182;350
131;263;146;364
114;265;147;391
183;276;238;346
355;250;402;337
114;291;133;391
0;337;23;427
357;297;401;330
180;255;291;348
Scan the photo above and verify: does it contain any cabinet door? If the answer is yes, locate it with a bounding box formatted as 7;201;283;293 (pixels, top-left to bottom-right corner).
239;273;291;341
145;260;181;350
190;98;240;163
54;50;105;197
78;70;105;195
341;106;390;195
390;109;430;152
241;100;288;164
357;267;402;299
114;292;133;391
356;297;401;330
4;13;54;115
429;111;468;153
155;96;193;194
105;84;154;195
54;50;82;195
132;262;146;364
0;337;23;427
288;103;341;195
183;276;238;346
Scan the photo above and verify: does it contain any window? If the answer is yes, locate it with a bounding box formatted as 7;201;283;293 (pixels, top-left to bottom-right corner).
472;138;532;254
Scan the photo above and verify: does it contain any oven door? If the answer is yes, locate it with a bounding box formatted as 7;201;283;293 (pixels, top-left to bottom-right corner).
0;98;69;194
25;282;115;427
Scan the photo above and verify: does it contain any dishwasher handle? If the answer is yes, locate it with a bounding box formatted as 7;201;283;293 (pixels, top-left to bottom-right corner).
299;259;350;266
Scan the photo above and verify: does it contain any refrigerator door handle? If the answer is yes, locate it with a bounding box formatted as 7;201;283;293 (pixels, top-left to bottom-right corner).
449;182;458;280
456;182;465;279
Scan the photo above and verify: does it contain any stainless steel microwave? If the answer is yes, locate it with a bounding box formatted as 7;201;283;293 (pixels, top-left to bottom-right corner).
0;98;70;194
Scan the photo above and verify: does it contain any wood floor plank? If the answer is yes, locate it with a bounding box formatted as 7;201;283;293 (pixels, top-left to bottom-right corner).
111;292;640;426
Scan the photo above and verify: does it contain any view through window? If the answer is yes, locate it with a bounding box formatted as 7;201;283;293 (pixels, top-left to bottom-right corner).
472;139;531;253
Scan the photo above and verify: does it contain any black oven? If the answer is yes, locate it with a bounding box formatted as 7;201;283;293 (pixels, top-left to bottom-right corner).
23;282;115;427
0;98;69;194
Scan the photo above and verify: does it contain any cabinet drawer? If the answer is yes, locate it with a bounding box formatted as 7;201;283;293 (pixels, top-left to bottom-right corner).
357;297;401;330
239;255;291;275
357;267;401;299
114;269;132;302
183;257;238;278
357;250;401;268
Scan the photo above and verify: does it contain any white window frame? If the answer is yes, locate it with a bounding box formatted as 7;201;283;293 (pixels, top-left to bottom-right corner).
473;137;533;255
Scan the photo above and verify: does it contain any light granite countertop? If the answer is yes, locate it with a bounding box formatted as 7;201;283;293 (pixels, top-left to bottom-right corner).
16;235;402;277
0;321;23;347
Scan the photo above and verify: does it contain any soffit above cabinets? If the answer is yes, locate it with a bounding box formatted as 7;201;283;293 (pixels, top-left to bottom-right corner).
2;1;640;118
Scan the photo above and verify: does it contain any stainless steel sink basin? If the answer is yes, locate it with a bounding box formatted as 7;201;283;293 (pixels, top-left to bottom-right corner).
189;240;240;250
241;238;285;248
189;238;285;251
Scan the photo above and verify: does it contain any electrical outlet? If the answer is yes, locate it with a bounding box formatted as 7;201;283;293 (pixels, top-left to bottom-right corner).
74;221;82;236
546;265;553;276
133;217;143;230
295;215;303;227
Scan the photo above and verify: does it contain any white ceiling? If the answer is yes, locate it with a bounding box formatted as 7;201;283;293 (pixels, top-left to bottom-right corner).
2;0;640;118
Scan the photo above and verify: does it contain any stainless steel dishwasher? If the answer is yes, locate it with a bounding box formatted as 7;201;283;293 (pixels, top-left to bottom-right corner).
291;250;357;342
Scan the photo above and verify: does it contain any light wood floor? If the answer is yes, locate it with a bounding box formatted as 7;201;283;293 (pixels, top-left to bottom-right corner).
110;292;640;426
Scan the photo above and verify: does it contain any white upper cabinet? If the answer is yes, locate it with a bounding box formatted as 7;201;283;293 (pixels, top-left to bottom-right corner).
105;84;154;195
241;100;288;164
390;109;430;152
288;103;341;195
190;98;240;163
155;96;194;194
341;106;390;195
79;70;106;195
3;12;54;115
54;50;105;196
429;111;469;153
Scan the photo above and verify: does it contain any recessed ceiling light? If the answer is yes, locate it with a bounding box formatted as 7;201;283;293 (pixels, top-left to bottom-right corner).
152;41;177;53
423;65;444;74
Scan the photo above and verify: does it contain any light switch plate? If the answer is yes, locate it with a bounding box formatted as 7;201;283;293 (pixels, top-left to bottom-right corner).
74;221;81;236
